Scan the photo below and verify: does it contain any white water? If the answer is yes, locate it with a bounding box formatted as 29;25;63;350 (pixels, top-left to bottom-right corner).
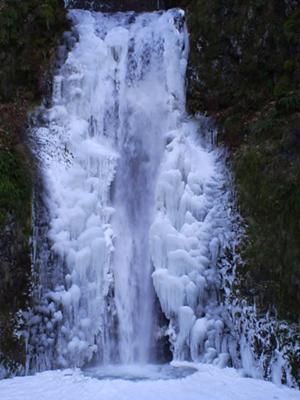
29;8;233;372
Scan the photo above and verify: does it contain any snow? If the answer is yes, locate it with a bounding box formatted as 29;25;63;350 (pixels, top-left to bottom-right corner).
1;364;299;400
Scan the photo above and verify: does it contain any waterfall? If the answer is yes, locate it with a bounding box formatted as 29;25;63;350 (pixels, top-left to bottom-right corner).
27;8;234;372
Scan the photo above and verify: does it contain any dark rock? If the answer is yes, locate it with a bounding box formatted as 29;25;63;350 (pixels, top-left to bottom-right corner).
66;0;186;12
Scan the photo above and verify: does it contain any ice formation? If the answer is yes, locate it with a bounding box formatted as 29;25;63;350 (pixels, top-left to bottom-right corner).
28;7;234;371
150;119;233;365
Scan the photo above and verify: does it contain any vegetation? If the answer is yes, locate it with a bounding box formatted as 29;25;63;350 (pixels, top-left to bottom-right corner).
184;0;300;323
0;0;68;374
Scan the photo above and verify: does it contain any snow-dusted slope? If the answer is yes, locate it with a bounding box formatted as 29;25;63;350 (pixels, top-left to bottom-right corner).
1;365;300;400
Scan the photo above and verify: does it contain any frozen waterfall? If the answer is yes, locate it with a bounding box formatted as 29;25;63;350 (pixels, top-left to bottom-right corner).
28;8;233;372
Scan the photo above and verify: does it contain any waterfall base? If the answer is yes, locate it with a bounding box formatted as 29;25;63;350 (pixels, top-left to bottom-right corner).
1;365;299;400
83;363;197;381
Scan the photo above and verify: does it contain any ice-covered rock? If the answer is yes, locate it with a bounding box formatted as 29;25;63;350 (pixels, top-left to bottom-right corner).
150;119;232;363
29;8;193;369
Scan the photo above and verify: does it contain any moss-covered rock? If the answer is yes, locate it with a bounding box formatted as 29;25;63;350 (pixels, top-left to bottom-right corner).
65;0;189;12
181;0;300;384
185;0;300;323
0;0;68;375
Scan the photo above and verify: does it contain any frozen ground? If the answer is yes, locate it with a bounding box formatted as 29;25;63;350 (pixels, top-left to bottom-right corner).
1;363;299;400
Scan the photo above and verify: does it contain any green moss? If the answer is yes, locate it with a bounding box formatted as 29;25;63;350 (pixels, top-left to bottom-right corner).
283;9;300;43
276;92;300;114
0;150;32;226
234;134;300;320
0;0;69;226
274;76;291;98
185;0;300;325
0;0;68;374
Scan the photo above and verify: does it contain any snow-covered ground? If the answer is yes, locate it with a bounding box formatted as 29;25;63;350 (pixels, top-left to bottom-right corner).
1;364;299;400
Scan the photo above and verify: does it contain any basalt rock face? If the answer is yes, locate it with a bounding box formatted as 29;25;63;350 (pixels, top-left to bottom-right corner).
0;0;69;376
184;0;300;386
185;0;300;324
0;215;31;376
0;101;33;377
65;0;187;12
66;0;160;11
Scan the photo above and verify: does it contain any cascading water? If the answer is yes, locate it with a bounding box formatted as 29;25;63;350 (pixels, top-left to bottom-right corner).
27;8;234;373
